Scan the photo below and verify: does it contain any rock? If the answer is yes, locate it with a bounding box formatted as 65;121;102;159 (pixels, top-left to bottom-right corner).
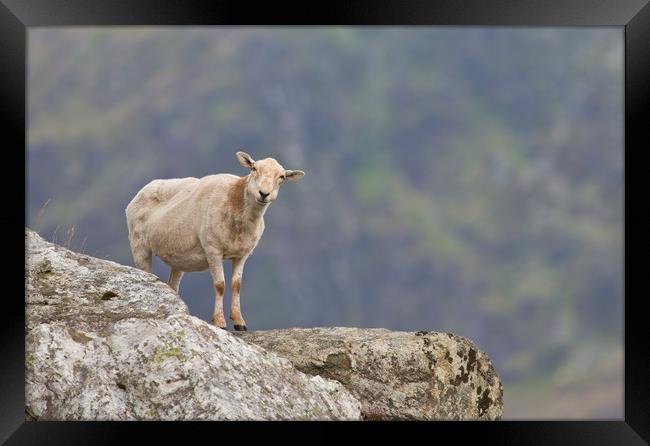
25;228;504;421
25;229;361;420
236;327;503;420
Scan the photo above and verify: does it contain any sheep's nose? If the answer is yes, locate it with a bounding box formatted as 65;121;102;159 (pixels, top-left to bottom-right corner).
259;190;270;200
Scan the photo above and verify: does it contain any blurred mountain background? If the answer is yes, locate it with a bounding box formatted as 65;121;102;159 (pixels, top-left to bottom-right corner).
26;27;623;419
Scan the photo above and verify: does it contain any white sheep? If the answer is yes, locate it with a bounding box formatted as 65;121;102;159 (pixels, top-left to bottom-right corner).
125;151;305;331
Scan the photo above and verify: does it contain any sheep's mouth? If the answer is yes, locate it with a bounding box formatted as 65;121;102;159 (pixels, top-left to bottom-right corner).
256;199;269;205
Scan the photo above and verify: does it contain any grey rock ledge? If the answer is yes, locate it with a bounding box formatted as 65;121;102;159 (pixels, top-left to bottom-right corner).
236;327;503;420
25;228;503;421
25;228;361;420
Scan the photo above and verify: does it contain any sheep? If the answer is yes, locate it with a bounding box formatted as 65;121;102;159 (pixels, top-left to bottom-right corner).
125;151;305;331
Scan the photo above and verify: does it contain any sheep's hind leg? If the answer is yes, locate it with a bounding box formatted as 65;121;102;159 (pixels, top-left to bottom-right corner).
132;248;153;273
167;268;184;293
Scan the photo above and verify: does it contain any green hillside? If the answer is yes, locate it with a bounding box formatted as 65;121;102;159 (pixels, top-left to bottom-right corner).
27;27;623;419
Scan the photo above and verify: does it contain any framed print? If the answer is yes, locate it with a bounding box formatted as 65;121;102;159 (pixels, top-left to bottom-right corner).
3;0;649;443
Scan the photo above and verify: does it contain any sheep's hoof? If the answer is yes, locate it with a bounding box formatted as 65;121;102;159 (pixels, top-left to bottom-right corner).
212;317;227;329
233;324;247;331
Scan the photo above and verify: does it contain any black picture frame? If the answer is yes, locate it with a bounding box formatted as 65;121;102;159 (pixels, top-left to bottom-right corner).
4;0;648;444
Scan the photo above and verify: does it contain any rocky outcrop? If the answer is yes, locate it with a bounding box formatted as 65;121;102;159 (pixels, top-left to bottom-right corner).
236;327;503;420
25;228;503;421
25;229;361;420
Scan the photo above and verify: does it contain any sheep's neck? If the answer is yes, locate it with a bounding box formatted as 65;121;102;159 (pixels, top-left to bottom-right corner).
238;175;267;225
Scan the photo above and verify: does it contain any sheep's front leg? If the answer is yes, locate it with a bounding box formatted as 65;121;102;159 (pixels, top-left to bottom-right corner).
206;251;227;329
231;255;249;331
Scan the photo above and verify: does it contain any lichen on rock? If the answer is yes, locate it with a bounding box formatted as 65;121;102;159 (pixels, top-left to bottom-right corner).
236;327;504;420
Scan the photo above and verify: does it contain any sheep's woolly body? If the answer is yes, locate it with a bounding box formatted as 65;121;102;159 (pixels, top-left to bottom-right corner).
126;174;265;271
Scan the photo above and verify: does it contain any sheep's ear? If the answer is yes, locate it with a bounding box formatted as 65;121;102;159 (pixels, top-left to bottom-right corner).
284;170;305;182
236;151;256;169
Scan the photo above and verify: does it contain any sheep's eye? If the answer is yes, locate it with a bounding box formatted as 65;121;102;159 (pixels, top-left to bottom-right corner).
279;175;285;180
251;167;257;172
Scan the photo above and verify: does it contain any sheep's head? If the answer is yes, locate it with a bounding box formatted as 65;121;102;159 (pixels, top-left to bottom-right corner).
236;151;305;206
